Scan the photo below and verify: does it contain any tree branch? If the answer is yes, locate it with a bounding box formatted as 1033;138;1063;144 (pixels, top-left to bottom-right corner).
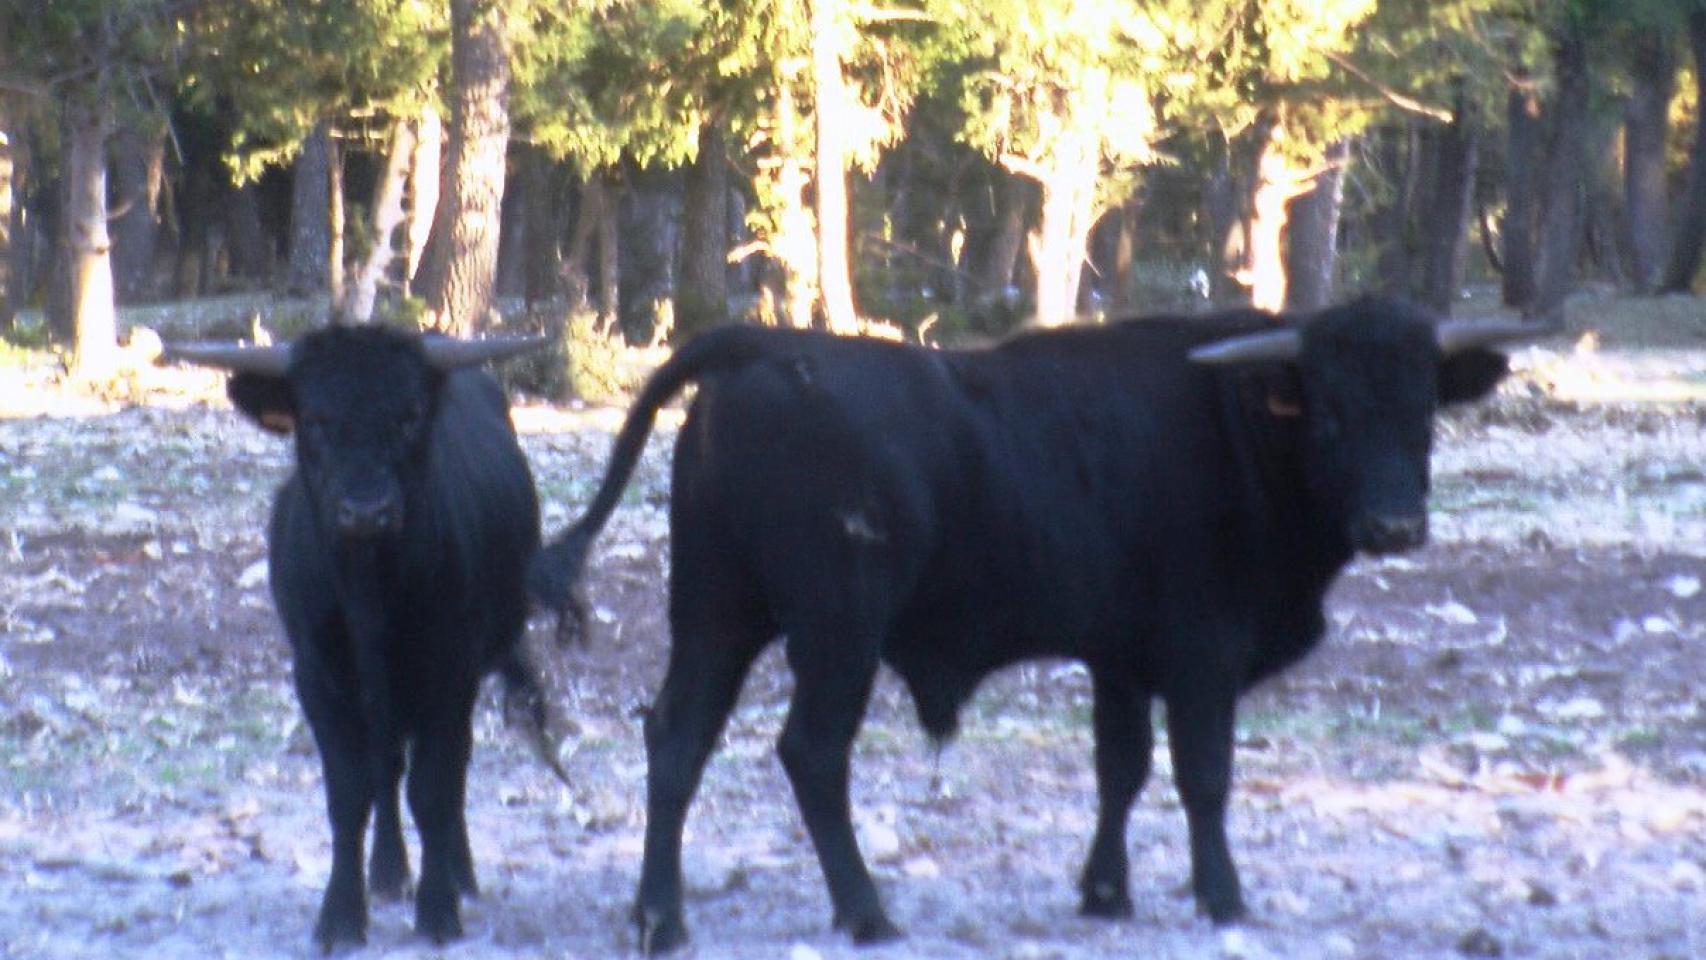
1324;50;1455;123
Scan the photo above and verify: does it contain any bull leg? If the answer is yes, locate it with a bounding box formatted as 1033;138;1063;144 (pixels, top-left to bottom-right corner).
777;637;900;945
296;662;373;953
1164;685;1245;924
1079;675;1153;919
406;699;477;945
368;743;411;901
632;630;766;955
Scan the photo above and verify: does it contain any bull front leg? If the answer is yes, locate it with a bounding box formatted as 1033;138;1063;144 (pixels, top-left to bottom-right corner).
1165;677;1245;924
295;657;374;953
1079;672;1154;919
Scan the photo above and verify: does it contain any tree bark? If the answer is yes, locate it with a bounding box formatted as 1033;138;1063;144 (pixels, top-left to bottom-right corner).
1624;30;1675;293
404;106;441;288
286;122;333;295
1662;12;1706;291
772;78;818;329
1502;80;1542;307
0;104;14;332
1529;27;1592;321
811;0;858;332
1285;138;1352;312
413;0;513;335
560;175;602;314
110;117;166;304
226;178;274;283
1419;92;1480;315
64;91;118;380
495;144;529;300
345;118;416;323
1245;111;1295;312
1025;67;1107;326
677;123;731;336
980;171;1028;302
595;176;620;332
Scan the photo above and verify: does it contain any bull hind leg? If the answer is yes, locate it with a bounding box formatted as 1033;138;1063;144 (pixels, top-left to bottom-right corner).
1079;675;1154;919
776;632;901;945
1164;682;1245;924
406;701;478;944
632;603;771;954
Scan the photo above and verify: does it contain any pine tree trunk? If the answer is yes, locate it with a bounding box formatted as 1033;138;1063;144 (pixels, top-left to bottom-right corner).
1662;12;1706;292
980;172;1028;302
677;123;731;336
1374;123;1421;295
413;0;513;336
405;107;442;287
110;118;165;304
495;145;528;300
286;123;333;295
1530;27;1592;321
345;119;416;323
812;0;858;332
1246;112;1293;312
1624;31;1675;293
561;175;602;314
1502;83;1542;306
65;91;118;380
595;177;620;332
1420;93;1480;315
772;79;818;329
1285;139;1351;311
226;179;274;283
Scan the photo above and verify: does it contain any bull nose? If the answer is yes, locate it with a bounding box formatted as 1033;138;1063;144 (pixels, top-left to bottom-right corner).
334;496;402;536
1356;513;1427;554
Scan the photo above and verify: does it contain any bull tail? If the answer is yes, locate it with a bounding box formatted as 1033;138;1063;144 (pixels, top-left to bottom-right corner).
527;324;780;645
498;644;573;786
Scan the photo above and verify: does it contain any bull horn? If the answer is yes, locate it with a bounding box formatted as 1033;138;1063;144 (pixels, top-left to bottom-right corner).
1187;328;1302;365
159;341;294;376
420;334;551;370
1435;317;1559;355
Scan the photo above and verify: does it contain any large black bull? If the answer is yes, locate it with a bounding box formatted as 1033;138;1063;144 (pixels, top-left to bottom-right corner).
166;326;545;951
529;296;1541;952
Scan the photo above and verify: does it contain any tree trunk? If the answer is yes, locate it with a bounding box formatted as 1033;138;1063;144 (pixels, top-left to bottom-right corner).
495;144;529;300
1530;27;1592;321
286;123;333;295
812;0;858;332
404;106;442;288
413;0;513;336
1203;137;1244;303
1662;12;1706;291
677;123;731;336
1372;123;1421;296
595;176;620;332
1025;68;1107;326
1501;81;1542;307
327;136;345;308
1110;194;1140;312
980;172;1028;302
65;92;118;380
773;78;818;329
1624;30;1676;293
225;179;274;283
1419;92;1480;315
1285;138;1352;311
110;118;166;304
345;118;416;323
618;172;679;343
561;175;602;314
1245;112;1295;312
0;104;14;332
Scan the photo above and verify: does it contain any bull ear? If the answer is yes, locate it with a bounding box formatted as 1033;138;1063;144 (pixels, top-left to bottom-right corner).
1438;349;1509;406
228;372;296;434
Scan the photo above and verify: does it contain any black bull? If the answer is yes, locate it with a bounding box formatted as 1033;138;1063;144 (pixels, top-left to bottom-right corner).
530;297;1545;952
165;327;547;952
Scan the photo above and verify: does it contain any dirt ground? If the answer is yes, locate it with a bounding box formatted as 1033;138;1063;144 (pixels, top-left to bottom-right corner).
1;329;1703;960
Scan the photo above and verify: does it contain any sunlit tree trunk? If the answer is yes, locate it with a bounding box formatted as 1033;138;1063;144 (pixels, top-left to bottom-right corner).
1285;139;1351;312
346;118;415;323
0;105;14;333
404;107;441;288
1662;12;1706;292
64;88;117;380
1245;112;1301;312
772;78;819;329
811;0;858;333
1624;30;1675;293
414;0;512;336
1021;67;1107;326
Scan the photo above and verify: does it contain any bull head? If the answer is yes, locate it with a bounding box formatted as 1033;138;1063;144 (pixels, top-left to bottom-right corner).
163;327;547;539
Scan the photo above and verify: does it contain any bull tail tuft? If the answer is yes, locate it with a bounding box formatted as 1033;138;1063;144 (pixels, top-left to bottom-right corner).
498;645;574;787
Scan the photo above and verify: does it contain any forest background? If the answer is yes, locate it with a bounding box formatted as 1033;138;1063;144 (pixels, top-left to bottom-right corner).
1;0;1703;386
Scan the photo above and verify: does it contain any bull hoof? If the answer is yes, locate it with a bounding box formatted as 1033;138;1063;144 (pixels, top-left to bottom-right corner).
1079;881;1134;919
415;884;464;945
313;906;367;955
633;905;689;956
835;909;903;946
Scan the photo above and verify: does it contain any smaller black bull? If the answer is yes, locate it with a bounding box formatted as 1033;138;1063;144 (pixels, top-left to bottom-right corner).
165;326;545;951
530;297;1546;953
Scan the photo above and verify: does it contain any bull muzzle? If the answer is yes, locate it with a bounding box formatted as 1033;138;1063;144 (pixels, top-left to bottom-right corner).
334;494;404;538
1350;512;1428;555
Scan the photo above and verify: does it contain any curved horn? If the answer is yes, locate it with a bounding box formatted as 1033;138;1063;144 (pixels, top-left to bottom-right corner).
1435;318;1558;355
1187;328;1302;366
159;341;294;376
420;334;551;371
